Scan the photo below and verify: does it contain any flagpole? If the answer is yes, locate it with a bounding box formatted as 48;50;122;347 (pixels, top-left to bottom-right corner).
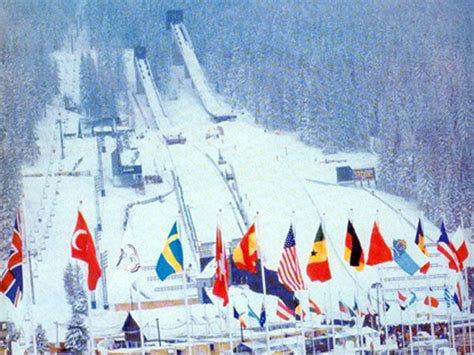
19;200;38;355
378;268;390;352
255;212;271;354
217;209;234;353
177;215;192;355
403;276;414;355
460;216;473;354
427;275;436;355
134;279;146;355
320;216;335;352
291;210;306;354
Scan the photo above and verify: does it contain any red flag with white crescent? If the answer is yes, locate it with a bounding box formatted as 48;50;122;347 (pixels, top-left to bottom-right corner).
71;211;102;291
212;227;229;306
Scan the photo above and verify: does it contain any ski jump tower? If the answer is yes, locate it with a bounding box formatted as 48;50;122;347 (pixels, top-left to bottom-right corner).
166;10;236;122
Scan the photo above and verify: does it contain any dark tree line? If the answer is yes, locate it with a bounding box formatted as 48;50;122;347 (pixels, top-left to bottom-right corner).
83;0;473;231
0;1;77;260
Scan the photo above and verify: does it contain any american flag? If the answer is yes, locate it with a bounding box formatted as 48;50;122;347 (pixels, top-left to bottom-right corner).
277;225;305;292
276;299;294;321
0;211;23;307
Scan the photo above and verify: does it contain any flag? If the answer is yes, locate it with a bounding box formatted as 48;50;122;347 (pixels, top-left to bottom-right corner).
116;243;141;273
437;222;461;272
397;291;409;311
443;287;452;308
452;226;469;271
259;303;266;327
354;298;364;317
415;220;430;274
366;222;392;266
392;239;421;275
248;304;261;322
232;223;258;273
424;295;440;308
306;224;332;282
339;300;356;318
156;222;183;281
397;291;408;303
309;298;323;315
344;220;365;271
233;307;247;329
277;225;305;292
408;291;417;306
212;227;229;306
293;297;306;320
385;302;391;312
453;280;463;311
0;212;23;306
71;211;102;291
276;299;294;321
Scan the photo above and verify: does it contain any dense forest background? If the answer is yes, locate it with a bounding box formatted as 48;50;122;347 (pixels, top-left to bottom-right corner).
83;0;473;232
0;1;77;253
0;0;472;257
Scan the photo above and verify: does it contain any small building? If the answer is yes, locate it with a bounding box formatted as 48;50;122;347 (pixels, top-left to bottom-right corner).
91;117;118;137
62;113;83;139
111;146;143;187
122;312;145;348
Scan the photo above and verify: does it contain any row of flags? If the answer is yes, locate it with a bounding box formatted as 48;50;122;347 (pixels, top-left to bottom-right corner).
0;206;470;325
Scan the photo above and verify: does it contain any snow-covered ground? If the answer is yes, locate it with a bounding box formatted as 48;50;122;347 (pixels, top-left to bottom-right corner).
2;24;471;352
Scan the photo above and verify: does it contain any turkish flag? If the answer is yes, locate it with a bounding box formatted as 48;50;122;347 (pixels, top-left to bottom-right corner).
212;227;229;306
71;211;102;291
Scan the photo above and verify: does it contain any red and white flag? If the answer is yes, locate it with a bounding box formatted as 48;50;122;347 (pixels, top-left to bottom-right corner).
212;227;229;306
276;299;294;321
309;297;323;315
277;225;305;292
71;211;102;291
397;291;408;303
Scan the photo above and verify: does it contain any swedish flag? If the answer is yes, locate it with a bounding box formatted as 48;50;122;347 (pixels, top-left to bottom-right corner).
156;222;183;281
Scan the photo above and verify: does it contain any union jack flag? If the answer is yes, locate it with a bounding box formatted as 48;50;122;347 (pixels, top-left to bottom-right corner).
0;212;23;306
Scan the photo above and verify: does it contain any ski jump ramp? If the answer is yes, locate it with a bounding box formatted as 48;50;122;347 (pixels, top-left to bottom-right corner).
134;47;170;130
170;22;236;122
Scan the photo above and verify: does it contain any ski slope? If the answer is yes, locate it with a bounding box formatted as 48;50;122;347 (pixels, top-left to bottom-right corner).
3;28;471;350
170;23;235;122
134;55;170;130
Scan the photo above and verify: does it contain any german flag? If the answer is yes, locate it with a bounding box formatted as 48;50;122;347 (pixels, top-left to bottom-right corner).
232;223;258;273
344;220;365;271
306;224;332;282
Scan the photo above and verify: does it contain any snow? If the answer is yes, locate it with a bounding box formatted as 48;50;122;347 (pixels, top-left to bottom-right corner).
4;25;470;351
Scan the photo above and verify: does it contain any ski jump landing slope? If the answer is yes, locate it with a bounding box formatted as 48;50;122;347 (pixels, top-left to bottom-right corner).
170;22;236;122
134;54;170;130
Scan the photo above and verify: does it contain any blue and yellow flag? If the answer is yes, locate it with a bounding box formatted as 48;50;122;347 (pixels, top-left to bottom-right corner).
156;222;183;281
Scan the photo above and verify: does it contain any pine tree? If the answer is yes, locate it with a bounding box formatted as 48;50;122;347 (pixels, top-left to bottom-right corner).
34;324;49;354
63;262;89;354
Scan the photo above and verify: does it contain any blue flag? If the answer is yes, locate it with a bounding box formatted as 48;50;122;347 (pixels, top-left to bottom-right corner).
392;239;421;275
259;304;266;327
248;304;260;321
156;222;183;281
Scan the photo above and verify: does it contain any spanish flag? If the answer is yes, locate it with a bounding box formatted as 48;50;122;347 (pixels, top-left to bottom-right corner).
415;219;430;274
155;222;184;281
232;223;258;273
344;220;364;271
306;224;332;282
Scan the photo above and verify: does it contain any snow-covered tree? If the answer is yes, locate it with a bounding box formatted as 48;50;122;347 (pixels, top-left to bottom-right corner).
63;262;89;354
